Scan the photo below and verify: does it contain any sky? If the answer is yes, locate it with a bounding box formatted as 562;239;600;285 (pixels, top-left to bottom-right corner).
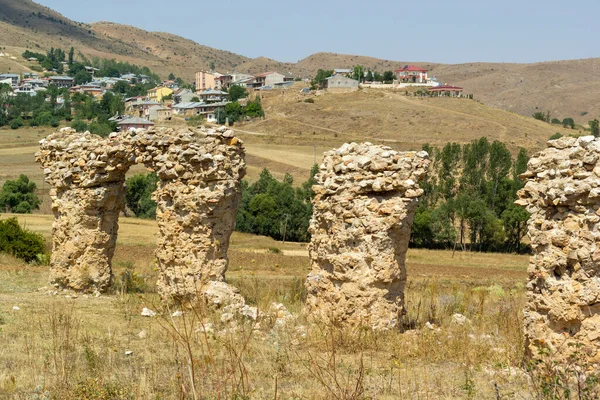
35;0;600;64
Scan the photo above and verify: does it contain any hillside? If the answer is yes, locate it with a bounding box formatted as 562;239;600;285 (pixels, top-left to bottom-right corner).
237;88;576;154
0;0;598;123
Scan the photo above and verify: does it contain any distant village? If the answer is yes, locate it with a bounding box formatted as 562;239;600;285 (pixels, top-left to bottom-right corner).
0;49;465;131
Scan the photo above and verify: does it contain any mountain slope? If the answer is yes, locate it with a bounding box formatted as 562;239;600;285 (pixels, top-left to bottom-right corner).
0;0;598;124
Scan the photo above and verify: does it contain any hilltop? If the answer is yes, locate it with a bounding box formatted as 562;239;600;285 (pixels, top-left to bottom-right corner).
0;0;598;123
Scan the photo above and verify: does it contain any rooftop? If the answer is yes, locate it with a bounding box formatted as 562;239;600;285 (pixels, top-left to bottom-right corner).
395;65;428;73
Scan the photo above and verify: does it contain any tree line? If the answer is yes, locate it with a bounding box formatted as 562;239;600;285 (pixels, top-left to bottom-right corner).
412;138;530;253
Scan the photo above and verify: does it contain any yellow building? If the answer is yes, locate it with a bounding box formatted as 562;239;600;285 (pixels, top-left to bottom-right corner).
147;86;173;102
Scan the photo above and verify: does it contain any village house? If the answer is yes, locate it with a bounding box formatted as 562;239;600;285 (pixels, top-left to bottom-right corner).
148;105;172;122
195;71;216;92
70;83;105;97
198;89;227;103
253;72;286;88
126;99;162;117
117;117;155;131
428;85;463;97
395;65;428;83
215;74;233;90
172;101;229;122
0;73;20;87
147;86;173;103
324;74;359;91
172;88;196;104
48;76;75;88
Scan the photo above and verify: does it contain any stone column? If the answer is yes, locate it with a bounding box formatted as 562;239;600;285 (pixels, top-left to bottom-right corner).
517;136;600;367
305;143;429;330
36;129;132;292
147;128;246;303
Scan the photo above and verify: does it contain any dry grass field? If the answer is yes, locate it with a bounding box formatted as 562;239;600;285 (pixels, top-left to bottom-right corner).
0;213;538;399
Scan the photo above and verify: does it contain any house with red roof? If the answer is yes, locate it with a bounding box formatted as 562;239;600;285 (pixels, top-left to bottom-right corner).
395;65;429;83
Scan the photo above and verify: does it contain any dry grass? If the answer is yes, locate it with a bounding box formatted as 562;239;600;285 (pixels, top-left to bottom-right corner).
3;213;596;398
0;213;533;399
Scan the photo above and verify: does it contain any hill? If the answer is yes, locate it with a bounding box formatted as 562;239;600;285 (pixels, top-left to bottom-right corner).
0;0;598;123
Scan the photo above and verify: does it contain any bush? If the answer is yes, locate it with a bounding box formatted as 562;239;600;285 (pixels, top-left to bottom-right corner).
0;217;46;262
0;175;41;214
71;119;88;132
562;117;575;129
304;98;314;103
88;122;113;137
549;132;563;140
187;115;204;127
10;118;24;130
125;173;157;218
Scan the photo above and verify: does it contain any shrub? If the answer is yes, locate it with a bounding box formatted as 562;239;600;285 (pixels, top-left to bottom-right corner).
0;175;41;213
125;173;157;218
562;117;575;129
549;132;563;140
267;246;281;254
187;115;204;127
550;118;561;124
0;217;46;262
71;118;88;132
88;122;113;137
10;118;24;130
304;98;314;104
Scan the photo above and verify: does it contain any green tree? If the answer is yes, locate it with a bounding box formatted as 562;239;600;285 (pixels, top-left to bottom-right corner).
228;85;248;102
590;119;599;137
382;71;395;83
562;117;575;129
0;175;41;213
190;96;200;102
501;204;529;253
125;173;158;218
245;97;264;118
365;70;374;82
311;69;334;89
73;69;92;85
224;101;242;123
352;65;364;82
168;72;176;80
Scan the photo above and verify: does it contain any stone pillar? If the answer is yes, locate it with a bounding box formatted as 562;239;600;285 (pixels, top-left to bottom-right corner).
147;128;246;302
517;136;600;366
305;143;429;330
36;129;131;292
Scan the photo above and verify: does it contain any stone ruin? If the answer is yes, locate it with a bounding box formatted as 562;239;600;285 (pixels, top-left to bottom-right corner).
517;135;600;366
36;126;245;304
305;143;430;330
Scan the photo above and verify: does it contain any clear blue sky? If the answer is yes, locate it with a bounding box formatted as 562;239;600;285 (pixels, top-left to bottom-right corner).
35;0;599;64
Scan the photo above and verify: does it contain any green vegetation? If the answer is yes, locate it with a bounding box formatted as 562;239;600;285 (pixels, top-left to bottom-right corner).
562;117;575;129
227;85;248;102
125;173;158;219
590;119;599;137
236;166;318;242
412;138;530;253
532;111;550;123
549;132;563;140
0;175;41;214
311;69;333;89
0;84;69;129
0;217;46;262
217;96;264;125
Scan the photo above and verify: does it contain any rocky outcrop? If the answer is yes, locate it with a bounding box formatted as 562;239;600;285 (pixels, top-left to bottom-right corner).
305;143;429;330
36;126;245;303
517;136;600;366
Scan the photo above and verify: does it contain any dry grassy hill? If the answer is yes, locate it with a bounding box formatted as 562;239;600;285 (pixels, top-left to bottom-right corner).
237;88;575;154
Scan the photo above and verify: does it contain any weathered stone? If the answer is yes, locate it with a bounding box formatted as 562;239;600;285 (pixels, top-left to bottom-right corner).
517;136;600;368
36;126;246;304
305;143;429;330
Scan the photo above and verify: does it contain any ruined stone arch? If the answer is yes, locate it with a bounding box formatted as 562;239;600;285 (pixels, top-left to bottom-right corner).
36;126;245;303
